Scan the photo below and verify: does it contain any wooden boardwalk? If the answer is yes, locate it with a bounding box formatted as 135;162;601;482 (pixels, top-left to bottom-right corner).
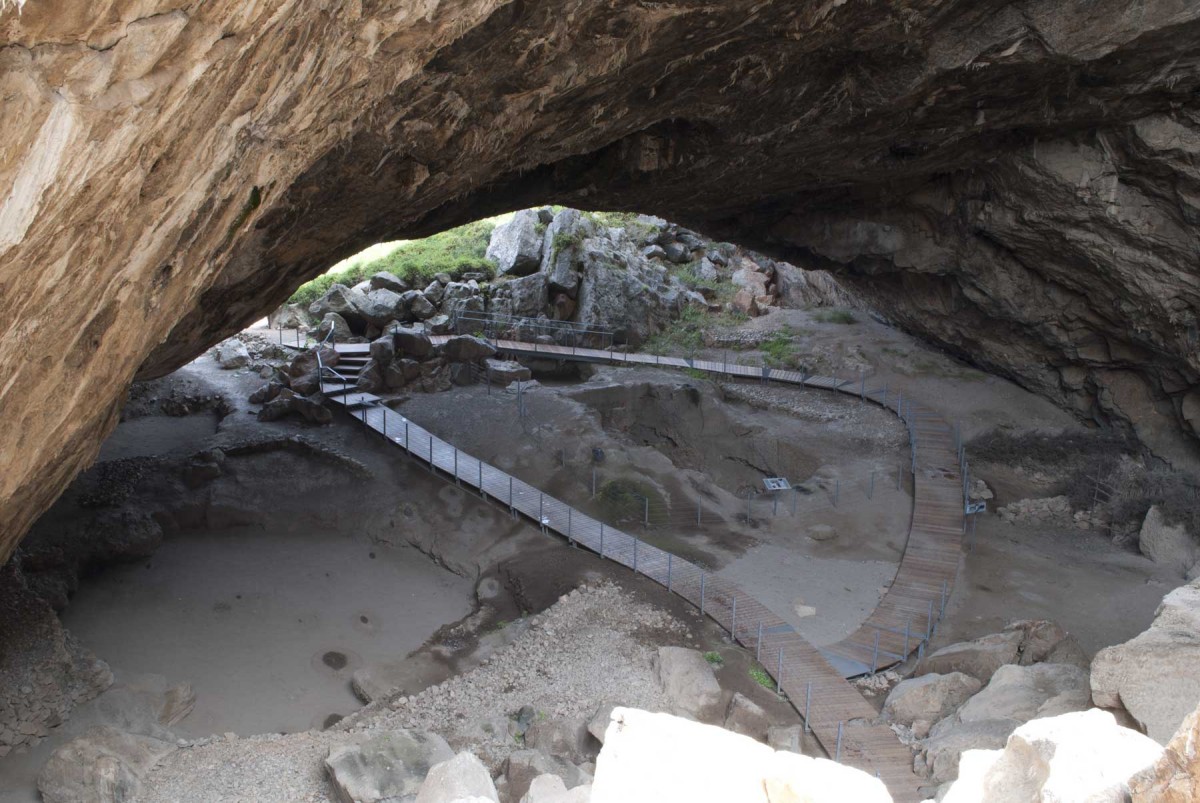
323;338;967;802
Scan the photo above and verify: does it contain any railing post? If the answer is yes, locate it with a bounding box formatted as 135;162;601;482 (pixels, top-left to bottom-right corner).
730;595;737;639
666;554;672;592
599;523;605;558
633;538;639;573
836;722;844;762
700;573;706;616
940;580;948;619
804;681;812;731
539;493;544;531
405;421;410;450
567;508;573;546
696;500;702;527
454;448;459;485
382;410;387;437
776;647;784;693
869;470;874;499
643;497;649;528
904;618;911;657
509;476;514;514
428;435;434;473
871;630;879;675
926;599;935;638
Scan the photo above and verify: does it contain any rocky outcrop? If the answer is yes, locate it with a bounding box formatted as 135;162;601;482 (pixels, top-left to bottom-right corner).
3;0;1200;561
1130;701;1200;802
1091;577;1200;744
654;647;723;723
1138;505;1200;578
941;709;1163;803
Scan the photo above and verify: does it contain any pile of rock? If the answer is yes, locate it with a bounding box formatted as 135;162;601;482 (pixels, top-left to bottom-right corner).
275;207;855;351
995;495;1073;526
881;619;1093;792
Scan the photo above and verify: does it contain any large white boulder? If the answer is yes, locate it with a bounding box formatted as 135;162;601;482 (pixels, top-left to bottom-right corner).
655;647;723;722
591;707;890;803
414;751;499;803
941;710;1162;802
37;725;177;803
487;209;545;277
883;672;981;727
1091;577;1200;743
1139;505;1200;577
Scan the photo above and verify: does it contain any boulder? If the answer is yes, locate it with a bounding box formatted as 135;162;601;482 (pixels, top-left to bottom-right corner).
520;774;591;803
309;283;370;329
423;280;445;304
214;338;250;369
288;344;339;378
37;725;177;803
317;312;353;341
731;288;759;316
427;314;453;335
590;708;888;803
731;263;770;296
369;335;395;364
357;288;407;327
767;725;803;754
386;358;423;389
325;729;454;803
696;257;720;282
414;751;499;803
492;272;548;318
394;328;434;358
504;750;591;802
268;302;314;330
541;209;594;297
921;630;1022;683
355;359;385;393
370;271;408;293
953;663;1091;727
1091;577;1200;743
655;646;723;722
587;702;621;745
487;209;545;276
1129;700;1200;801
442;335;497;363
441;281;486;320
923;719;1015;784
248;380;286;404
524;717;593;764
483;359;532;384
978;709;1162;802
883;672;982;727
1139;505;1199;577
662;241;690;264
410;293;436;320
723;692;769;741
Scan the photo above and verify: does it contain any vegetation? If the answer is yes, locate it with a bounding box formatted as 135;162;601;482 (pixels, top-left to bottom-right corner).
596;477;669;527
760;330;798;368
703;651;724;667
813;309;857;324
749;666;776;690
288;218;498;306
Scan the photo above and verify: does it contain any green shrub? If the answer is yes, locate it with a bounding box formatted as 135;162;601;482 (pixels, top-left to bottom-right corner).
289;219;498;306
760;331;796;367
749;666;776;690
703;651;724;666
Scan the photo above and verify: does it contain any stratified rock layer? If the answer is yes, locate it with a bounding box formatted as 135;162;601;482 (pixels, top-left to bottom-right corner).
2;1;1200;560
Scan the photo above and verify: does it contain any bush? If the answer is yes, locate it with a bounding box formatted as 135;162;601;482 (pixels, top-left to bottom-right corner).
703;651;724;666
1103;461;1200;533
749;666;776;690
760;331;796;367
289;219;498;306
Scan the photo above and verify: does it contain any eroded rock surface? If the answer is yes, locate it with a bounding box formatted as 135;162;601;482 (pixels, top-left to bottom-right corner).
3;0;1200;560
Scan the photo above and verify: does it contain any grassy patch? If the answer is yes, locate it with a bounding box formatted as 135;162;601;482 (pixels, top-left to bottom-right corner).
813;309;856;325
703;651;724;667
289;218;498;306
760;331;798;368
596;477;669;527
749;666;776;690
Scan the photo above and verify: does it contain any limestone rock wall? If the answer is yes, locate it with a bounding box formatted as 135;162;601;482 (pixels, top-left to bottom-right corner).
2;0;1199;560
